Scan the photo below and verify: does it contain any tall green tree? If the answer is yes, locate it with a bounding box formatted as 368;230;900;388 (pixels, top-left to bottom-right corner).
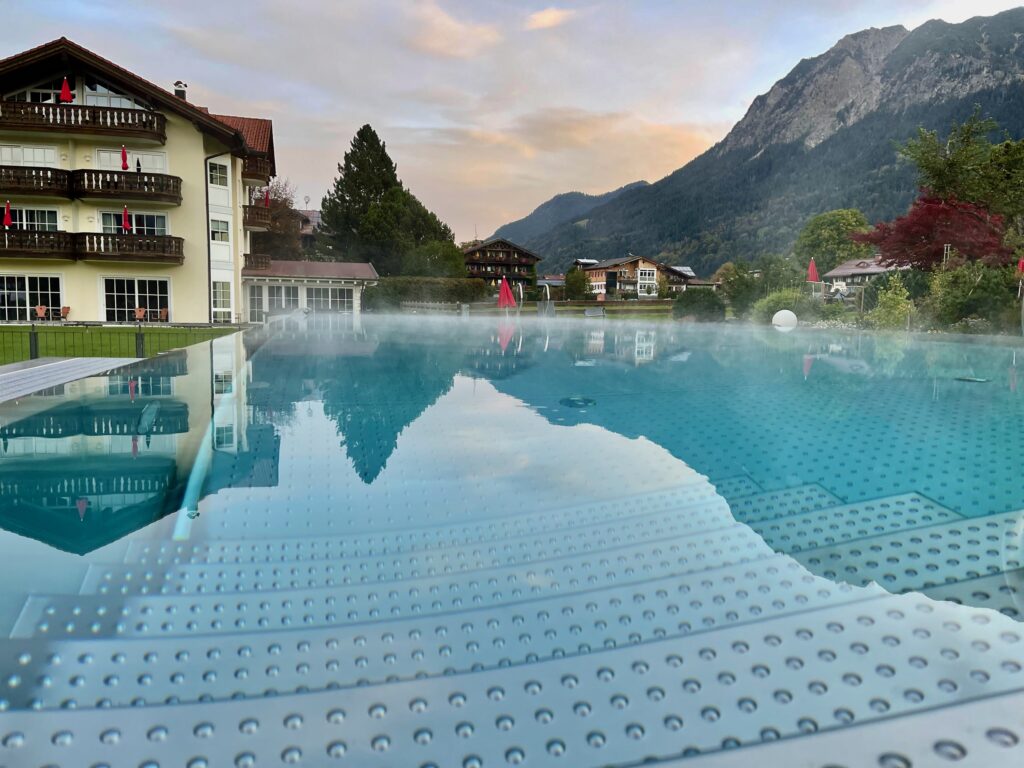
401;240;467;278
711;261;760;317
793;209;873;276
318;124;454;275
564;267;593;300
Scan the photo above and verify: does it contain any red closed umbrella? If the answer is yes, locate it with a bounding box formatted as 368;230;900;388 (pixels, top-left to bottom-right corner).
76;498;87;521
264;187;271;208
59;77;73;103
807;258;820;282
497;276;517;309
131;435;139;458
128;378;137;402
803;354;814;380
121;145;129;171
1017;258;1024;273
122;205;132;233
3;201;11;228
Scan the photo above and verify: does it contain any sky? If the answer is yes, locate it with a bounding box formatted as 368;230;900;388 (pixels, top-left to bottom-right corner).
6;0;1024;241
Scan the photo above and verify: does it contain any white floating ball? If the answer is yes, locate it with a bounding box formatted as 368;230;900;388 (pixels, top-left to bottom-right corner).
772;309;798;331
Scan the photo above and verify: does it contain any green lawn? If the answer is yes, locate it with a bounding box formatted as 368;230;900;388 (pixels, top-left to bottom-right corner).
0;325;237;365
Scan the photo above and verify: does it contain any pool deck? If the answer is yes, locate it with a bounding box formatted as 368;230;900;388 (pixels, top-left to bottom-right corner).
0;356;138;403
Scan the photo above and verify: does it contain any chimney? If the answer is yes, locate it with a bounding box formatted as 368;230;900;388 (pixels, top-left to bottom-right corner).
173;80;188;100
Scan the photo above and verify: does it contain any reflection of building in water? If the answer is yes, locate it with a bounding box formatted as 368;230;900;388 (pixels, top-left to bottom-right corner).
0;333;282;554
461;324;533;380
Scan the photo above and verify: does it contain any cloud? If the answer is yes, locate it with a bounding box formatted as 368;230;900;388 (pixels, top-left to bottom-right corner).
525;7;577;30
405;0;502;59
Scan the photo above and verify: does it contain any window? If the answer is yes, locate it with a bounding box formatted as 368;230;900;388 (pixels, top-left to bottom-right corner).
0;145;57;167
104;278;169;322
6;78;64;103
96;149;166;172
0;275;61;321
214;372;234;395
214;424;235;449
8;209;58;231
107;376;172;397
248;285;265;323
83;80;147;109
212;281;232;324
210;219;230;242
307;286;352;312
638;269;656;281
268;285;299;311
208;162;228;186
101;212;167;235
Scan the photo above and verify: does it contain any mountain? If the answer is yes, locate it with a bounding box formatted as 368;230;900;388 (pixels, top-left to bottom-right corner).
494;181;649;245
494;8;1024;276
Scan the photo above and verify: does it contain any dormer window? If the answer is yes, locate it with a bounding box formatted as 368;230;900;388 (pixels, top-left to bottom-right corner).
6;78;65;103
84;79;148;109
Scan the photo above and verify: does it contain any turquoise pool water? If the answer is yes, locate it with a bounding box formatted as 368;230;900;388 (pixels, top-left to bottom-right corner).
1;315;1023;767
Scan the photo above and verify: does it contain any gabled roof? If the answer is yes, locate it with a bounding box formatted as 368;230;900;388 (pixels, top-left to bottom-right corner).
663;265;697;279
0;37;244;149
584;254;649;271
823;256;898;279
462;237;541;262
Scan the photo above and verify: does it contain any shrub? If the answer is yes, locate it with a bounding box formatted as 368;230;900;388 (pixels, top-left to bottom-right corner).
749;288;819;324
673;288;726;321
363;277;489;310
921;263;1019;332
866;273;913;329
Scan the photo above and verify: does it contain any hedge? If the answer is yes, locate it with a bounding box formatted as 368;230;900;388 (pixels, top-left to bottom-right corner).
363;277;490;310
672;288;726;321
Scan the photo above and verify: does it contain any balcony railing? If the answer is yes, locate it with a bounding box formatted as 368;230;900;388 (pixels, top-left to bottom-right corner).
0;165;70;197
75;233;184;264
242;156;272;185
71;170;182;204
0;229;75;259
244;253;271;270
0;101;166;142
243;205;271;231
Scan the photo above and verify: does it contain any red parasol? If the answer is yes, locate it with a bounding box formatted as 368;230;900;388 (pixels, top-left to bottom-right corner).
122;205;132;232
264;187;271;208
59;77;73;103
497;322;515;353
131;435;139;457
128;378;137;402
76;498;87;521
803;354;814;379
807;258;820;282
3;201;11;228
1018;257;1024;273
497;276;517;309
121;145;129;171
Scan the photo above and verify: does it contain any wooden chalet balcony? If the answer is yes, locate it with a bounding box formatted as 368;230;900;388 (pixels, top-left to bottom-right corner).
0;165;70;197
242;156;272;185
244;252;270;270
0;230;184;263
0;229;75;259
0;102;166;143
75;232;184;264
243;204;271;231
71;169;182;204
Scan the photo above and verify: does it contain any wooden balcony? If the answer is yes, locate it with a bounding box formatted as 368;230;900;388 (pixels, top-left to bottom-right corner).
242;156;272;185
0;101;166;143
244;253;270;270
74;233;185;264
0;229;75;259
71;169;182;204
243;204;271;231
0;165;70;198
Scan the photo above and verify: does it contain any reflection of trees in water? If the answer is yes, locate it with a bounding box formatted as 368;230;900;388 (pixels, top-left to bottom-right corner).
319;341;466;483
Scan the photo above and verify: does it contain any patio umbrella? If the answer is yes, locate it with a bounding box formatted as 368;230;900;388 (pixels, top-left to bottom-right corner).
131;434;139;458
497;321;515;353
1018;257;1024;273
59;77;73;103
121;145;129;171
76;498;87;521
122;205;132;233
803;354;814;380
264;187;271;208
807;258;820;282
498;276;517;309
3;200;10;248
128;378;137;402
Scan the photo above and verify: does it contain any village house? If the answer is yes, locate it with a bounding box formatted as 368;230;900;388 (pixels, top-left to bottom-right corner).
461;237;540;289
0;38;277;324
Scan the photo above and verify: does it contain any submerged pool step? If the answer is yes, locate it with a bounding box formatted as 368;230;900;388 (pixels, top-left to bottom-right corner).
727;483;844;525
123;484;724;566
2;592;1021;768
752;493;963;554
922;568;1024;619
88;500;737;597
712;474;763;501
1;557;882;711
13;525;775;640
794;509;1024;594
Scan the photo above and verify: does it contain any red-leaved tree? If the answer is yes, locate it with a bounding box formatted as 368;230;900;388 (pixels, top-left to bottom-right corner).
852;194;1011;270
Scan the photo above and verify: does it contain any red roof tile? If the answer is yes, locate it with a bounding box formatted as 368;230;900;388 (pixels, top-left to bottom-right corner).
211;114;273;154
242;260;378;281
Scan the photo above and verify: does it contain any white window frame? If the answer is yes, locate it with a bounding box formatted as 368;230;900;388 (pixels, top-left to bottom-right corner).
100;210;168;236
99;276;172;322
0;144;58;167
0;273;63;321
210;219;230;243
208;162;229;186
211;280;233;324
7;208;59;231
95;148;168;173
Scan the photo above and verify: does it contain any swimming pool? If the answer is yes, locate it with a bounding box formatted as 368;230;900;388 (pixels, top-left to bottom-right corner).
1;314;1022;767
